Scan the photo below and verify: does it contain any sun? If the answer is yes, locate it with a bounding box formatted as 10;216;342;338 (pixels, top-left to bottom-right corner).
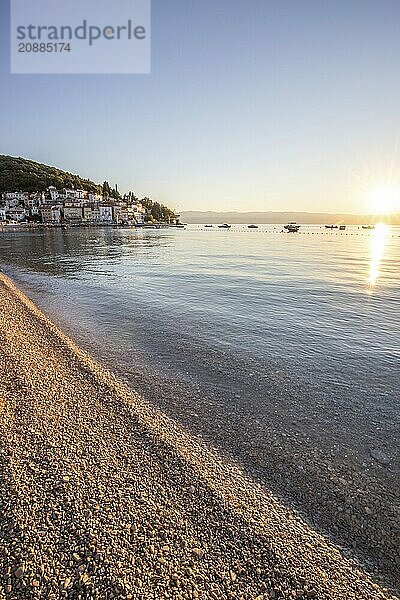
368;184;400;215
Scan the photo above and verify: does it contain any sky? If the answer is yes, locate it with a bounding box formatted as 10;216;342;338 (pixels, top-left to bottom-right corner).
2;0;400;214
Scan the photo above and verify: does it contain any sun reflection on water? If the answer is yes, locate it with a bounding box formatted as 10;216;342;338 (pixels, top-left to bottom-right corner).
367;223;389;289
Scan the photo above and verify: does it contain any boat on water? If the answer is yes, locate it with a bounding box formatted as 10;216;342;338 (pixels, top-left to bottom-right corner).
362;225;375;230
339;225;346;231
325;225;338;229
284;222;301;232
3;221;28;228
248;224;258;229
218;223;231;229
204;224;213;228
169;223;186;229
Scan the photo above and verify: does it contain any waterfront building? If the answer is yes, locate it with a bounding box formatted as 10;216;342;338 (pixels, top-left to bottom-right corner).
113;203;129;224
83;205;100;223
7;206;27;222
63;205;83;223
99;205;113;223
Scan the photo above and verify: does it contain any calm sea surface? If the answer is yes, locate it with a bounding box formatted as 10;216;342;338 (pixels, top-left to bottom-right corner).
1;224;399;586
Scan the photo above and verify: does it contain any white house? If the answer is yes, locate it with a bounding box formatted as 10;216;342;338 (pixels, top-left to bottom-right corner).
7;207;27;222
130;202;146;224
47;186;59;202
75;189;88;200
4;192;18;200
5;198;20;208
51;207;62;223
63;189;78;200
88;192;102;202
99;205;113;223
113;203;129;223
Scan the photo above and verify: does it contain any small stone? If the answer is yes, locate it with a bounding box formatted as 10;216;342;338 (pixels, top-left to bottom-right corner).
192;548;204;559
31;580;40;588
63;476;70;482
229;570;237;582
62;578;71;590
72;553;81;562
370;448;390;465
14;566;25;579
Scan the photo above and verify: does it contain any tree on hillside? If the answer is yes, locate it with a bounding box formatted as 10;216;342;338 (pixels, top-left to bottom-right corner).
109;183;121;199
0;156;101;194
102;181;112;199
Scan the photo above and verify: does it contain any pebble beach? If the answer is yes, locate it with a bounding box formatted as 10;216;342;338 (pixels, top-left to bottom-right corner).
0;272;397;600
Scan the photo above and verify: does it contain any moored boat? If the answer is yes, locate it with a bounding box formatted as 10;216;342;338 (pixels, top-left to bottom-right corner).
325;225;338;229
362;225;375;230
284;222;301;232
248;224;258;229
218;223;231;229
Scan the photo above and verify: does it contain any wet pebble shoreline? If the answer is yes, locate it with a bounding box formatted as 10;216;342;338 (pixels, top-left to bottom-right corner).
0;274;397;600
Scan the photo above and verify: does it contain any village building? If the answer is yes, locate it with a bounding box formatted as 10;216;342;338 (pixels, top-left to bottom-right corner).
39;205;62;224
63;205;83;223
83;205;100;223
47;186;59;202
113;203;129;224
99;205;113;223
7;206;28;222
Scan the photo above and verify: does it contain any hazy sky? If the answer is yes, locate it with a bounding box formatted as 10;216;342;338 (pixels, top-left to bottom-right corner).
1;0;400;213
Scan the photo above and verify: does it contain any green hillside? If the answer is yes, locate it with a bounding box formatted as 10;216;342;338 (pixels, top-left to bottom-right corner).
0;155;102;194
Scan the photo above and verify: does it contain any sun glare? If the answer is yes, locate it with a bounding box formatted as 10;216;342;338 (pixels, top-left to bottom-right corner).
368;184;400;215
368;223;388;288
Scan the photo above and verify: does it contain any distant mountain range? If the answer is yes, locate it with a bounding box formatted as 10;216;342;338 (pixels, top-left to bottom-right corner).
181;211;400;225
